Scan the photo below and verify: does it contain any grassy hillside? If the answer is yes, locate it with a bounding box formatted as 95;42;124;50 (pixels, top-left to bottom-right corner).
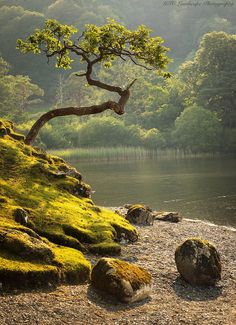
0;119;137;289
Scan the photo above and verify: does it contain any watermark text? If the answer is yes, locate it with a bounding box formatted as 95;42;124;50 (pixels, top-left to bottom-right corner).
163;1;234;7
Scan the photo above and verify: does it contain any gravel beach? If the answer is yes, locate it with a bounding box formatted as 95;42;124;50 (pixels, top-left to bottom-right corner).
0;217;235;325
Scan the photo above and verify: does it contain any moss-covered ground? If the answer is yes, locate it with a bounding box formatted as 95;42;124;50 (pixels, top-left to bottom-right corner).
0;119;138;289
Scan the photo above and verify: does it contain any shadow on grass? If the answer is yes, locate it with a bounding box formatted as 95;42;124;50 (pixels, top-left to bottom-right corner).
86;285;151;311
172;275;222;301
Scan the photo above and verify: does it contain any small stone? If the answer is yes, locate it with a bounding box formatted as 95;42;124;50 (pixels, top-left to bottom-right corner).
91;257;152;303
0;127;7;138
13;208;28;226
175;238;221;286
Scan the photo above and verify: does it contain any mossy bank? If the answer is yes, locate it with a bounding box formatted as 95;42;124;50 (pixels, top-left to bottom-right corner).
0;119;137;289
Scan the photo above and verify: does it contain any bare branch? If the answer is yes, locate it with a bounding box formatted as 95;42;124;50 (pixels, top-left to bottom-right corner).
75;72;87;77
77;32;84;43
129;56;153;70
126;78;137;90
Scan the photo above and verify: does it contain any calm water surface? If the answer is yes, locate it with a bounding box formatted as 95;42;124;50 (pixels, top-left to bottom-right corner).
74;157;236;227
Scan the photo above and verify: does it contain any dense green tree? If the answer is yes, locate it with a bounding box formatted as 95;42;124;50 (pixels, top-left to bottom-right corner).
179;32;236;128
173;105;222;152
17;18;170;144
0;75;44;121
141;128;165;149
140;77;186;130
0;56;44;121
3;75;44;111
72;116;141;147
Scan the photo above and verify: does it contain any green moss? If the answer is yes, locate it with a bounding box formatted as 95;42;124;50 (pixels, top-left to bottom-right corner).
108;259;151;290
89;242;121;255
0;119;137;288
0;243;91;289
175;237;221;286
52;246;91;284
63;224;96;244
91;258;152;297
0;250;59;289
127;204;145;213
0;196;8;204
0;120;25;142
176;238;215;256
188;237;215;249
1;230;55;262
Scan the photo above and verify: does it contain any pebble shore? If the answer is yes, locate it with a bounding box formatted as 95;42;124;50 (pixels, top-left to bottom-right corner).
0;217;235;325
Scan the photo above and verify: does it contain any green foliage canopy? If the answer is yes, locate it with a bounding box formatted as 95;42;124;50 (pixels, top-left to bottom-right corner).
179;32;236;128
17;18;171;75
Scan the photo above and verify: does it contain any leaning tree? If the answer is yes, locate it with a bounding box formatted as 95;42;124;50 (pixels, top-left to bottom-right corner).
17;19;171;145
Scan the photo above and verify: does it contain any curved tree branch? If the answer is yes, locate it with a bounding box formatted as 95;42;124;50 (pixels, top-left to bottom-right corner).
25;78;137;145
25;101;121;145
25;44;137;145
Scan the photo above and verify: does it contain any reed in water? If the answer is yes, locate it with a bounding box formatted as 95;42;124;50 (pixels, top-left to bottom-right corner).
50;147;217;161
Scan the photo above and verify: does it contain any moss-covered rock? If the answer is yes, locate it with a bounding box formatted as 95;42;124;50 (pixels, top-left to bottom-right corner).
1;229;55;262
0;119;138;289
175;238;221;286
0;244;91;289
89;242;121;255
91;258;152;303
126;204;154;225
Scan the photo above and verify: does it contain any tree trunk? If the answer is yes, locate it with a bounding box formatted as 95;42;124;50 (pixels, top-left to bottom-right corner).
25;100;126;145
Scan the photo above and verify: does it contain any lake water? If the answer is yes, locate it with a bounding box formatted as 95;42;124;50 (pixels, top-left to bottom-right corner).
74;157;236;227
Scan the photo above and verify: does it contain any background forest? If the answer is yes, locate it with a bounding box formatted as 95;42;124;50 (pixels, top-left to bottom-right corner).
0;0;236;154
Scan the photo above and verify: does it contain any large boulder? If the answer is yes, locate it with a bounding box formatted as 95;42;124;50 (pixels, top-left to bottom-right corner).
126;204;154;225
91;257;152;303
175;238;221;286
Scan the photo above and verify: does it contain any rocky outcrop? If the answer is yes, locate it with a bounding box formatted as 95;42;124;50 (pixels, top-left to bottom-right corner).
0;119;138;289
0;229;55;263
0;120;25;141
175;238;221;286
126;204;154;225
91;257;152;303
